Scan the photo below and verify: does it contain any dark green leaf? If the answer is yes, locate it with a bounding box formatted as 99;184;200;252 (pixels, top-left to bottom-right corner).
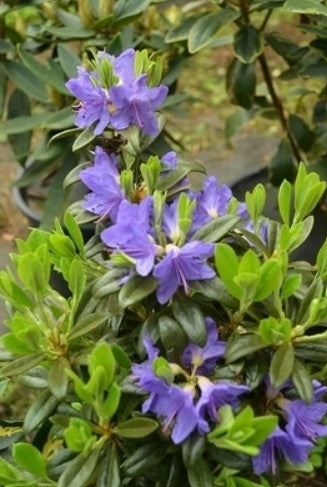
7;89;31;165
115;417;158;438
118;275;157;308
191;215;239;242
182;435;206;468
45;25;95;39
187;457;213;487
172;294;207;346
0;353;45;377
165;15;202;43
159;316;188;361
225;332;267;363
24;390;59;433
122;442;167;477
58;449;101;487
234;25;263;63
57;44;80;79
3;60;48;103
114;0;151;21
188;9;240;53
97;446;120;487
233;62;256;109
48;358;69;399
285;0;327;15
291;359;313;403
289;114;314;152
69;313;107;339
269;139;297;186
270;342;295;388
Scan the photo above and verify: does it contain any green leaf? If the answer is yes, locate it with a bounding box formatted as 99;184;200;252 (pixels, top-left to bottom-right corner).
69;313;107;339
97;446;120;487
289;114;314;152
68;259;86;300
187;458;213;487
118;275;157;308
234;25;263;63
115;417;158;438
41;152;77;229
165;15;202;43
281;273;302;299
72;125;96;151
43;107;75;130
3;60;48;103
232;62;256;109
48;358;69;399
64;418;92;452
7;89;31;165
254;259;282;301
225;108;254;140
18;253;48;293
225;333;267;363
278;179;292;225
215;243;241;299
291;359;313;403
122;441;167;477
188;9;240;53
89;342;116;388
58;449;101;487
45;25;95;39
270;139;297;186
101;382;121;419
64;212;84;256
0;353;45;377
17;45;68;95
13;443;47;479
0;113;51;135
157;162;205;192
285;0;327;15
172;294;207;346
270;342;295;388
159;316;188;362
182;435;206;468
24;390;59;433
57;44;80;79
114;0;151;21
191;215;239;242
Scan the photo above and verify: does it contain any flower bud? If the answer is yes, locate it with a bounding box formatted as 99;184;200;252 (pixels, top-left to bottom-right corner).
78;0;94;27
42;1;57;21
98;0;114;18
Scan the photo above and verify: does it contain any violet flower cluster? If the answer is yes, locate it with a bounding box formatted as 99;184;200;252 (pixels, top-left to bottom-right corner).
66;49;168;136
132;318;248;444
253;380;327;474
79;144;242;303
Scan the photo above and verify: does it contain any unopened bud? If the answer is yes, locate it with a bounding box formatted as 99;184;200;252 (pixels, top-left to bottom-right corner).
42;2;57;21
78;0;94;27
98;0;114;18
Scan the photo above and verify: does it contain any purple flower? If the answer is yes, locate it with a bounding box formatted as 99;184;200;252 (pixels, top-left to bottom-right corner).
162;199;181;243
283;400;327;443
80;147;123;220
147;384;209;444
193;176;232;228
66;67;111;135
110;75;168;135
196;376;248;422
153;241;215;304
161;151;178;169
101;198;156;276
253;427;312;475
100;49;136;85
182;318;226;374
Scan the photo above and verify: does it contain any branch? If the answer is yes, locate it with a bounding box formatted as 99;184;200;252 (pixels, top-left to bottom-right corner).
258;53;302;163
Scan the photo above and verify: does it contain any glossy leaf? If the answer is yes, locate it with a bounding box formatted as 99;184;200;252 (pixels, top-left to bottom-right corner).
115;417;158;438
188;9;240;53
234;25;263;63
270;342;295;388
172;293;207;346
118;275;158;308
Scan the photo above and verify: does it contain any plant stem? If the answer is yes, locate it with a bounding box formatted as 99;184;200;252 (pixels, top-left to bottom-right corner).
258;53;302;164
260;9;273;31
